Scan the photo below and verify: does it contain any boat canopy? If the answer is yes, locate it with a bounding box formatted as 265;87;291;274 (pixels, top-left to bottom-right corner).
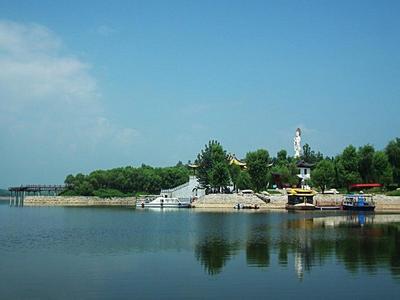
287;188;317;196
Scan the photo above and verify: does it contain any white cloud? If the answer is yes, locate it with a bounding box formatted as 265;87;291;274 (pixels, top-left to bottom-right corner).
0;20;139;169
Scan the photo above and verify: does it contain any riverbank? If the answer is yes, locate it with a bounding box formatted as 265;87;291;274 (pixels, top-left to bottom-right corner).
13;194;400;211
24;196;136;206
192;193;400;212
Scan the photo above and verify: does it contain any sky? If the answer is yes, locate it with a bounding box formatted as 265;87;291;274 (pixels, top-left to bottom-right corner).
0;0;399;187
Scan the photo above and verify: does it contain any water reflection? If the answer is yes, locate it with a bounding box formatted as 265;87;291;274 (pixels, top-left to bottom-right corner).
246;224;270;267
193;212;400;279
246;236;270;267
2;206;400;281
280;214;400;279
195;237;239;275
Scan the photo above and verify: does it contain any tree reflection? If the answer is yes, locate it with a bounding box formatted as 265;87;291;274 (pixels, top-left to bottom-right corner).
246;236;270;267
277;216;400;279
335;224;400;276
195;237;239;275
193;212;400;279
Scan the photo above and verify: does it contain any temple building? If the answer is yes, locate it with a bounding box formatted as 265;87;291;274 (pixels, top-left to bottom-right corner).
296;160;314;188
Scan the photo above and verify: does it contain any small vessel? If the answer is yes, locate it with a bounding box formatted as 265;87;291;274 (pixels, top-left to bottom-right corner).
315;205;340;211
286;188;317;210
234;203;260;209
342;194;375;211
136;197;190;208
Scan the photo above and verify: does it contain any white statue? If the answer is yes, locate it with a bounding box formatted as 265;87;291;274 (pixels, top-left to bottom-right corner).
294;128;301;158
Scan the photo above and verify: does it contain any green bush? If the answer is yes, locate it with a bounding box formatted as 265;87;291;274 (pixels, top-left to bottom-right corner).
93;189;130;198
366;187;385;194
63;164;190;197
59;189;78;196
386;190;400;196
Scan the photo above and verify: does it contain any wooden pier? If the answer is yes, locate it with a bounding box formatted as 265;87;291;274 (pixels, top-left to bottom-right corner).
8;185;68;207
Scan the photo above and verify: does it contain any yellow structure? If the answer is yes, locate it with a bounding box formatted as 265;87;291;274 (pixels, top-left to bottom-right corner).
286;188;317;210
228;154;247;169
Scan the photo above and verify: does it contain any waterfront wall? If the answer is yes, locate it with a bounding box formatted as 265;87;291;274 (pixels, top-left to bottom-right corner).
193;193;267;208
24;196;136;207
269;194;400;211
194;193;400;211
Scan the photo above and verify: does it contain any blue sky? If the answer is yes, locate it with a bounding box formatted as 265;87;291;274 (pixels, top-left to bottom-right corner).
0;0;399;186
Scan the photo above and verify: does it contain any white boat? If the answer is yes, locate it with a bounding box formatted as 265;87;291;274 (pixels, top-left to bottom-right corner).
136;197;191;208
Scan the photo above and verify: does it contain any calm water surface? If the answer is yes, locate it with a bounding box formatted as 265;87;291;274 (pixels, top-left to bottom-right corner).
1;202;400;299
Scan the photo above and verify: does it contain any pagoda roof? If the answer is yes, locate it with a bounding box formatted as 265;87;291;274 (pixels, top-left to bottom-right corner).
296;160;315;168
228;153;247;167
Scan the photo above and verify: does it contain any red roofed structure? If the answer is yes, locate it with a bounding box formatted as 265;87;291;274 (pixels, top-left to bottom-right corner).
349;183;382;190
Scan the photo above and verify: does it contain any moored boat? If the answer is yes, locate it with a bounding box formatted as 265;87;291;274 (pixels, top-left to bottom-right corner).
234;203;260;209
136;196;190;208
342;194;375;211
286;188;317;210
316;205;341;211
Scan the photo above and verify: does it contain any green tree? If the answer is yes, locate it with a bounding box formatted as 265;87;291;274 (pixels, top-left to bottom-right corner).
228;164;242;192
236;171;252;190
245;149;270;192
336;145;361;189
210;162;230;192
311;159;335;193
269;164;298;187
276;149;287;165
196;140;229;191
63;164;190;197
386;138;400;184
372;151;393;186
65;174;74;184
358;144;375;183
301;143;324;164
76;181;94;196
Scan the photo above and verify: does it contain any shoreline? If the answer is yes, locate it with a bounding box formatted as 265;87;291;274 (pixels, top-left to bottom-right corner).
192;193;400;212
23;196;136;207
6;194;400;212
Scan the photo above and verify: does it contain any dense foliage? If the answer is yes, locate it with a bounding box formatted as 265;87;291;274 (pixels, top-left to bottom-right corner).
245;149;271;192
386;138;400;185
196;140;230;192
62;164;190;197
311;159;335;193
63;137;400;196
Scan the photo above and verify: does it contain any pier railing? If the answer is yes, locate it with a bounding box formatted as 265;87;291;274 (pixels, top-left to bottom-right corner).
8;184;70;207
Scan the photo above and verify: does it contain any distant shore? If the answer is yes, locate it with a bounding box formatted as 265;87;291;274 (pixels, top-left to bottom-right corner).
7;194;400;211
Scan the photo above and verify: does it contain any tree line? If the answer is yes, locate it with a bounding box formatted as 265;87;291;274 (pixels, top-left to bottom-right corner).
62;164;190;197
63;137;400;196
196;139;400;193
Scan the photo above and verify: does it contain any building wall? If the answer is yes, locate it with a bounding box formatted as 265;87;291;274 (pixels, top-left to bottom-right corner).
299;167;311;180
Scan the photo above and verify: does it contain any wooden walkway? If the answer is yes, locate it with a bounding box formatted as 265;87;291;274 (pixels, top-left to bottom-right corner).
8;185;69;206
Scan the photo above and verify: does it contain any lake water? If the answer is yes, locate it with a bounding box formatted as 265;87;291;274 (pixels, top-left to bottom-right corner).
1;202;400;299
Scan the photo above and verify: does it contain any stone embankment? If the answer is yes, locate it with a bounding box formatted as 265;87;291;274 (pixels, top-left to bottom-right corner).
192;194;267;208
193;193;400;211
24;196;136;207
